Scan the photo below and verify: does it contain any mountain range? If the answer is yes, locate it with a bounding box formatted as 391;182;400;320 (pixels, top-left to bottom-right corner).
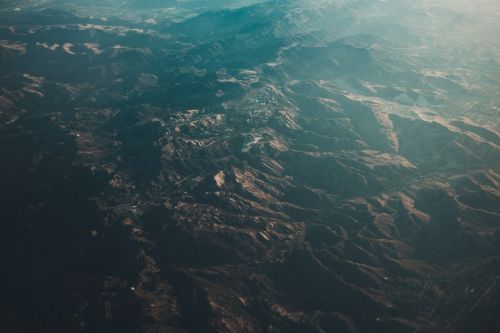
0;0;499;332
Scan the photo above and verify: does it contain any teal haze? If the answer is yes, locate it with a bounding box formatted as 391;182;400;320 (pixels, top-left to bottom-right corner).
0;1;499;332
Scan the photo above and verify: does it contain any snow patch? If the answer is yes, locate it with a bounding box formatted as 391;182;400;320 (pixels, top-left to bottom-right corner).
63;43;76;55
84;43;102;54
36;42;59;51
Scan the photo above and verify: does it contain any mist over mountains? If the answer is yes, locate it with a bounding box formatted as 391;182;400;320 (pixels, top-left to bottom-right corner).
0;0;499;332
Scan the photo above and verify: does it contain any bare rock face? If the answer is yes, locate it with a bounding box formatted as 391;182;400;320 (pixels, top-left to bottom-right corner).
0;1;499;332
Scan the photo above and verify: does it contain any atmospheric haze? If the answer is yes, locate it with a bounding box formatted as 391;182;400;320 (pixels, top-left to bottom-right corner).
0;1;499;332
